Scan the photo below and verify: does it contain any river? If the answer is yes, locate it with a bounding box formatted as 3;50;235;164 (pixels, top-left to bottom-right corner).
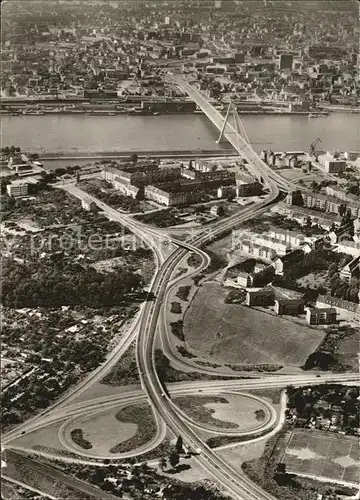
2;113;359;155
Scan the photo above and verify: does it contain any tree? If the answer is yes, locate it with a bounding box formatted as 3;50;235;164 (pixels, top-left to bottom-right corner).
76;171;80;183
339;203;347;217
169;451;179;469
305;216;312;230
311;181;320;193
130;153;138;163
341;208;353;228
175;435;183;454
159;457;167;471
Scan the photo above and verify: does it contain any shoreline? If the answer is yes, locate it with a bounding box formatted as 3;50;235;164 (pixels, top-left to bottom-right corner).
41;149;238;160
2;107;359;117
3;110;360;116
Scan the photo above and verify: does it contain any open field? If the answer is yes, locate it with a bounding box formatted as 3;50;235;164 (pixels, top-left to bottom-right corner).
183;283;325;366
336;330;360;372
174;394;270;432
282;429;360;484
280;168;309;181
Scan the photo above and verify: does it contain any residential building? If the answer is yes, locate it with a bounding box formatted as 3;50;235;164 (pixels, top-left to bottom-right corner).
272;249;304;275
316;295;360;322
268;228;306;248
274;299;304;316
279;54;293;70
6;180;29;197
181;168;235;184
144;185;197;206
210;204;225;216
305;307;337;325
286;190;360;218
7;155;34;176
217;185;236;199
246;288;275;307
354;218;360;244
251;244;278;260
334;240;360;258
235;171;262;196
318;153;346;174
235;237;277;261
274;204;343;231
236;271;253;288
113;177;143;199
340;256;360;281
81;198;97;212
102;164;181;187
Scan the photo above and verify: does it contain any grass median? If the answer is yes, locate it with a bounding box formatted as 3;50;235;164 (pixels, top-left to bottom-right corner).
110;404;157;454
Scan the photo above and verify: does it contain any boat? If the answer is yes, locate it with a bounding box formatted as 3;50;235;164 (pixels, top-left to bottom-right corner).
308;112;327;118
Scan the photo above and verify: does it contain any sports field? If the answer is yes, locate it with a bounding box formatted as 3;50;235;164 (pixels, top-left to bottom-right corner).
183;283;325;366
283;429;360;484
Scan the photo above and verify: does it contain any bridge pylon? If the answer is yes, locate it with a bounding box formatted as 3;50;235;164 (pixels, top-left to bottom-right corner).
216;101;251;146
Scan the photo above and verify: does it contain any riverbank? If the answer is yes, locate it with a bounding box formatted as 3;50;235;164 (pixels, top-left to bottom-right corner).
3;108;359;117
41;149;238;160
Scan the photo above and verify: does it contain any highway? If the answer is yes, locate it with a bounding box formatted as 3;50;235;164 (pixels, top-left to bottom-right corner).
168;75;295;192
3;87;359;499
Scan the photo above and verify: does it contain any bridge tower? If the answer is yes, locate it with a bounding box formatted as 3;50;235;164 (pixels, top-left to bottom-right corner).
216;101;250;145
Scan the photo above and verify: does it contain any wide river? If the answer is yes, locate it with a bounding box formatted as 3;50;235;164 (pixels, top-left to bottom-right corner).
2;113;359;155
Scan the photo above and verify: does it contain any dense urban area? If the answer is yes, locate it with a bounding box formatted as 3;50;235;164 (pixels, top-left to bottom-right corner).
1;1;359;500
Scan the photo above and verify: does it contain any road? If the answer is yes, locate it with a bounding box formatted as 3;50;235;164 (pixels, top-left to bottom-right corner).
3;91;359;498
169;75;295;192
2;474;58;500
5;371;358;451
5;450;120;500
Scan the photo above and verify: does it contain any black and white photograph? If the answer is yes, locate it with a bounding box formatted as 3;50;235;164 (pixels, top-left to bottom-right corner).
1;1;359;499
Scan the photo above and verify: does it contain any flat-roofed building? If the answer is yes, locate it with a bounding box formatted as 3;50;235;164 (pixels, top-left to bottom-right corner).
235;171;262;196
305;307;337;325
274;299;304;316
316;294;360;321
246;288;275;307
318;153;346;174
6;180;29;198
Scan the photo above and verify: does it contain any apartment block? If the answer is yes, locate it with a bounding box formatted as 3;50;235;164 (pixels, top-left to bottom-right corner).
274;299;304;316
305;307;337;325
6;180;29;198
245;288;275;307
